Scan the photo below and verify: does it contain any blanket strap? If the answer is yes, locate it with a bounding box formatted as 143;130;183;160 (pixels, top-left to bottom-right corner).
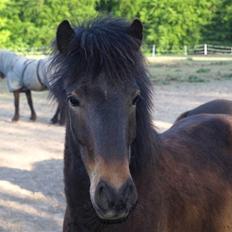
36;59;46;88
21;60;34;87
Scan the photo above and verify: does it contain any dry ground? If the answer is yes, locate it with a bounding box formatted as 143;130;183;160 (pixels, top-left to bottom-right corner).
0;81;65;232
0;57;232;231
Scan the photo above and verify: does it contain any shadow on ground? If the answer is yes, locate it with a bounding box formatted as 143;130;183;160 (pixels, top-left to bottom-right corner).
0;159;65;232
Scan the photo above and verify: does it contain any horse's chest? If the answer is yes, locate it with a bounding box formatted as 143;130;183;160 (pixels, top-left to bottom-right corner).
217;190;232;232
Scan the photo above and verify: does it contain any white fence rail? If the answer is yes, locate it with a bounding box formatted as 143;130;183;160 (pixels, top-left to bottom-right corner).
10;44;232;56
151;44;232;56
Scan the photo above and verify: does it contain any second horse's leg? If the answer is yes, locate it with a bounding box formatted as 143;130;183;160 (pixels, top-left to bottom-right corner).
25;90;37;121
50;105;60;124
12;91;20;121
59;104;66;125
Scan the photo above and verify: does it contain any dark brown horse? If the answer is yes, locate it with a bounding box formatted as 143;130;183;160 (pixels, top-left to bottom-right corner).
50;17;232;232
176;99;232;122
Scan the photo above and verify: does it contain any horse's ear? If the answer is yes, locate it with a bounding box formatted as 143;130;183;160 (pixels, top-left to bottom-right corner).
128;19;143;47
56;20;75;53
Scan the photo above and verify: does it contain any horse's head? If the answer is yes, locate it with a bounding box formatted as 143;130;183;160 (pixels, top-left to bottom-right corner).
52;18;152;221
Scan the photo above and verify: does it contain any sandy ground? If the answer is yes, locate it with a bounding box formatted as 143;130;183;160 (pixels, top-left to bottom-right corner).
1;79;232;232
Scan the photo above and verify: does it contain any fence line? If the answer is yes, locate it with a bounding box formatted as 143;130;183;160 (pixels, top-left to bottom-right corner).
5;43;232;56
151;44;232;56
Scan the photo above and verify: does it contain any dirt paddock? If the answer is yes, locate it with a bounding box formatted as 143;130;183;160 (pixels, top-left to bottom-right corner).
1;77;232;231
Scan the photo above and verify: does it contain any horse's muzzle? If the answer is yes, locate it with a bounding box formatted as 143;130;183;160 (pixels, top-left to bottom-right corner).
93;178;137;221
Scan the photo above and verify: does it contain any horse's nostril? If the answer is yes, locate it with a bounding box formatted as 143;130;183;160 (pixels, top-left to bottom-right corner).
95;181;111;211
98;184;104;196
120;179;136;202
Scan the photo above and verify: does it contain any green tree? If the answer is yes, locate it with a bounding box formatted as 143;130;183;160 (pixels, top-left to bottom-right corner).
139;0;218;52
1;0;232;52
96;0;220;53
0;0;97;50
97;0;142;19
0;0;11;46
203;0;232;45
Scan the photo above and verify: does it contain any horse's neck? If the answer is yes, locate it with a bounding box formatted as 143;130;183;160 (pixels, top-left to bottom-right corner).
130;129;162;207
131;127;160;175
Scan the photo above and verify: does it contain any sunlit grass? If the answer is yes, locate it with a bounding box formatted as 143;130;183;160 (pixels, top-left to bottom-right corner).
147;56;232;84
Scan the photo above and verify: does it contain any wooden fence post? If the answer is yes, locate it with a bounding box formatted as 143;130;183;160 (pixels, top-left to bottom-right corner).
152;44;156;57
204;44;207;55
184;46;188;56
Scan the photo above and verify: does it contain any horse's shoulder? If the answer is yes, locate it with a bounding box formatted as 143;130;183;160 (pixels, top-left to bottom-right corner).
160;114;232;168
159;115;232;201
164;114;232;139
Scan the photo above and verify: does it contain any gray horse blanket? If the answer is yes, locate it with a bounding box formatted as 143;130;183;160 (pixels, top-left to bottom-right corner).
0;50;51;92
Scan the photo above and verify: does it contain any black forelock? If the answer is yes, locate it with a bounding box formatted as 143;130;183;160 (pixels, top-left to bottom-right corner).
50;17;147;98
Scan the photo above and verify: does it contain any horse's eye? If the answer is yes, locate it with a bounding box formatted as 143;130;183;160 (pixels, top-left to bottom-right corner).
68;96;80;107
132;95;140;106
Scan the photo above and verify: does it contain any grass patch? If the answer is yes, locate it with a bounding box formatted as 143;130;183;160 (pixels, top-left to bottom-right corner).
166;75;180;81
210;61;227;66
188;75;206;83
153;79;170;85
196;68;210;73
147;57;232;85
223;73;232;79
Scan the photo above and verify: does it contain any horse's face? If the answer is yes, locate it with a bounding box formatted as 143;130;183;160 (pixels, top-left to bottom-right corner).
56;18;143;221
67;77;139;220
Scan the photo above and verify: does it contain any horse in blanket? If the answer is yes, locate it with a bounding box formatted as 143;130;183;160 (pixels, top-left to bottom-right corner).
0;50;65;124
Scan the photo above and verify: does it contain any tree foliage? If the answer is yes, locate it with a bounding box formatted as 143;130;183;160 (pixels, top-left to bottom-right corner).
203;0;232;45
139;0;218;51
0;0;97;50
97;0;221;52
0;0;231;52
